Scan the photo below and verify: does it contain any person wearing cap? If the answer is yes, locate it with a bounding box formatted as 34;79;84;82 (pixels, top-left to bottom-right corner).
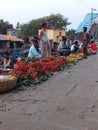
39;22;51;57
28;39;42;59
81;27;90;59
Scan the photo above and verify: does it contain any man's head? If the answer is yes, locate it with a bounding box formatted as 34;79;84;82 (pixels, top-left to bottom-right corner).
74;41;78;45
32;39;39;48
83;26;87;32
62;36;67;41
42;22;47;28
53;42;57;47
4;52;9;59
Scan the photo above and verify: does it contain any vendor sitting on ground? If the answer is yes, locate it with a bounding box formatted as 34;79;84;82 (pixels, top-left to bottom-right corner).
0;52;14;69
57;36;70;56
51;42;61;56
88;40;97;54
71;41;79;53
28;39;42;59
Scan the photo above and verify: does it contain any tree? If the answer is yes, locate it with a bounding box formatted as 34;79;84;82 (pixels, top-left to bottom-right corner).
46;13;71;28
66;29;76;41
17;13;71;38
0;19;13;34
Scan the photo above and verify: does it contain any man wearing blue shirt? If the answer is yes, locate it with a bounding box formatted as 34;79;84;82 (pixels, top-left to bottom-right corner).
28;39;42;59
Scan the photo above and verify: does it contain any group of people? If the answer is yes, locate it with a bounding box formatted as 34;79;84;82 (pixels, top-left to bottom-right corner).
51;37;79;56
28;24;98;60
28;22;80;59
0;25;97;71
28;22;51;59
51;26;97;58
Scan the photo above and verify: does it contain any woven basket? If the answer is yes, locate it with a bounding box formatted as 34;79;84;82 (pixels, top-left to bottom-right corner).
0;75;17;94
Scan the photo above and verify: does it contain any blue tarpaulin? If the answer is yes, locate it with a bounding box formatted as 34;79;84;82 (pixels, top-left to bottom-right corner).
75;13;98;34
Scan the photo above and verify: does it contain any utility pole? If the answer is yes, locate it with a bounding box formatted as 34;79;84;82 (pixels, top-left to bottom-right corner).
91;8;96;26
91;8;93;26
90;8;97;35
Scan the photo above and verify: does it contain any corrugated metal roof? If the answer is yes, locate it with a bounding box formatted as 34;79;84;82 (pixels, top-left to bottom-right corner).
0;34;23;42
75;13;98;34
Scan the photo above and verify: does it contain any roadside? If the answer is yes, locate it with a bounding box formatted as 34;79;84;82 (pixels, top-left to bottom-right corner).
0;54;98;130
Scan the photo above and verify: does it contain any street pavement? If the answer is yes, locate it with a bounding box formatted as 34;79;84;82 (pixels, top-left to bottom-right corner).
0;54;98;130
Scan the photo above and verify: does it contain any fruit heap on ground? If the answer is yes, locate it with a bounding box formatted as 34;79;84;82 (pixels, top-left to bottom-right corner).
10;54;85;89
11;56;67;80
66;54;81;63
76;52;84;59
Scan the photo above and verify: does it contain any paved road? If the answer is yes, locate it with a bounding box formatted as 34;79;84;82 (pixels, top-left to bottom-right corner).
0;54;98;130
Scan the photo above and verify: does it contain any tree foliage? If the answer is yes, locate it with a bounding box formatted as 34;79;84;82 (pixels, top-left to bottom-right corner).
17;13;71;38
0;19;13;34
66;29;76;41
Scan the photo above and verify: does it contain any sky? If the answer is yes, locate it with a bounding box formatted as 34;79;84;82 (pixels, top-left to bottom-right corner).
0;0;98;30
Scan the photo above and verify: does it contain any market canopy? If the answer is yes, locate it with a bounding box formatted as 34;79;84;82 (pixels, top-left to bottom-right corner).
0;34;23;42
75;13;98;34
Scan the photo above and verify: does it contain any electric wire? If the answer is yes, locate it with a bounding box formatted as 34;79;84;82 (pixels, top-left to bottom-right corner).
74;0;98;11
74;0;90;10
80;0;98;11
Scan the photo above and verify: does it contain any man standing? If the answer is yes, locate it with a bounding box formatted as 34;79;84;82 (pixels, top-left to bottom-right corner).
39;22;51;57
81;27;90;59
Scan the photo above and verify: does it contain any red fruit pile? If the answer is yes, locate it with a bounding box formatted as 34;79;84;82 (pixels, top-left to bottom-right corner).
11;56;67;80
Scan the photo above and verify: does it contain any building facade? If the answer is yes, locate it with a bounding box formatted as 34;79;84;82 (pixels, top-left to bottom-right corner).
38;28;66;43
